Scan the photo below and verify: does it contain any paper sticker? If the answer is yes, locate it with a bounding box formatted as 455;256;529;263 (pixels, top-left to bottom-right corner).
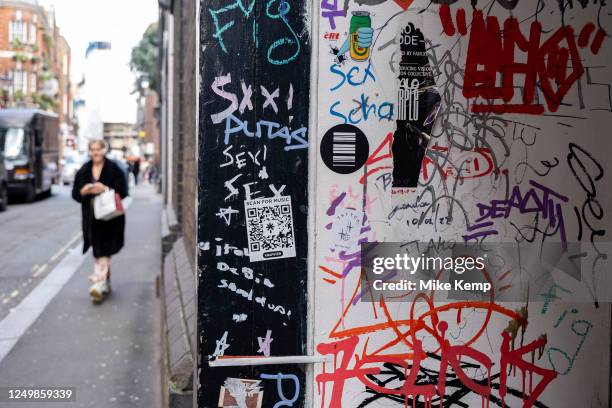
244;195;296;262
218;378;263;408
393;23;441;188
330;208;362;253
320;124;369;174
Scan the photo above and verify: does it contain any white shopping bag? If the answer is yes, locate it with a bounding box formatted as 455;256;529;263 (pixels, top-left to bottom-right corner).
93;189;124;221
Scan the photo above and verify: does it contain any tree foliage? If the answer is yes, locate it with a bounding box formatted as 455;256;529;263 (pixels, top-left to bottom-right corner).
130;22;159;96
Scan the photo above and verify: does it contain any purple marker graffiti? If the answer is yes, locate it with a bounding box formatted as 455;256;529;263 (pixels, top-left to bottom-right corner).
464;180;569;250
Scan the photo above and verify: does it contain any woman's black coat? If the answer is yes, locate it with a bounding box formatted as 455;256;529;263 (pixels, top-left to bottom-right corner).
72;159;129;257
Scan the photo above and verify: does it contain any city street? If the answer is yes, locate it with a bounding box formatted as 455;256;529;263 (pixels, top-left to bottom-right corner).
0;184;162;407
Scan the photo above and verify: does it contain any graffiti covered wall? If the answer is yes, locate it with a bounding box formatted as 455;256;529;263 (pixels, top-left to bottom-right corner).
197;0;612;406
312;1;612;407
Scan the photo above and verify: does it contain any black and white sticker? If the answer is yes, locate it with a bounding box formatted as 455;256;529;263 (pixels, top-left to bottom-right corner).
244;195;296;262
320;124;369;174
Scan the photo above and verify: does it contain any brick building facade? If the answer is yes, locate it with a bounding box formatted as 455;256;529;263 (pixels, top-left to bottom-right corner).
0;0;71;130
103;122;139;158
158;0;198;406
157;0;197;261
142;91;160;163
170;0;197;264
52;30;71;127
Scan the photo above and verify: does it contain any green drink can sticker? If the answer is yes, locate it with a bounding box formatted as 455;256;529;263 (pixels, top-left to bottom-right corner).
349;11;371;61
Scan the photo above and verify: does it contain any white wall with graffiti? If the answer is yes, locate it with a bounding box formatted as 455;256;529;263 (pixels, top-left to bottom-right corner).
311;1;612;407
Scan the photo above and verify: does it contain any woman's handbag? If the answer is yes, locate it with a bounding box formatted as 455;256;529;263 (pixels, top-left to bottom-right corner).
93;189;124;221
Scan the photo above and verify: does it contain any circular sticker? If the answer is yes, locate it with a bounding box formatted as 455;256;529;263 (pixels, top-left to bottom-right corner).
320;124;369;174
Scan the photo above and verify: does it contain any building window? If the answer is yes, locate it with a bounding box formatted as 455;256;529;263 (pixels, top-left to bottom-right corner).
30;73;37;93
11;70;26;95
9;20;26;44
29;23;37;44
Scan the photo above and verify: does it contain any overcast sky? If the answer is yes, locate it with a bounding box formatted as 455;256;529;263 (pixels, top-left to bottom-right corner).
39;0;158;123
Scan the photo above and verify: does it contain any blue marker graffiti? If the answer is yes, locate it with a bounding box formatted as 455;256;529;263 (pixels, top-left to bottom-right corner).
209;0;301;65
547;319;593;375
329;62;376;91
209;0;256;53
266;0;301;65
223;113;308;150
330;94;394;125
260;373;300;408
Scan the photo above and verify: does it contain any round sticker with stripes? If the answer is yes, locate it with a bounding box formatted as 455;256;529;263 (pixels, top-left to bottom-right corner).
320;124;369;174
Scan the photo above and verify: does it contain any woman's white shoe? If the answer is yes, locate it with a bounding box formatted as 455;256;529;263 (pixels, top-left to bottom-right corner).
89;280;110;303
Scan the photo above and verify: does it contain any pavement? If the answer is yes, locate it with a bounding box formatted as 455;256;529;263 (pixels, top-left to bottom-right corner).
0;183;162;407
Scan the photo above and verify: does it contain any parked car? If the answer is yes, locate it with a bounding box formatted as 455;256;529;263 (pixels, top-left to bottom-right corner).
61;153;87;185
0;109;59;202
0;152;7;211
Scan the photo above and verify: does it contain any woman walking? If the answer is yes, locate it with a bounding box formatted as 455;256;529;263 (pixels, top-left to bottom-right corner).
72;140;128;302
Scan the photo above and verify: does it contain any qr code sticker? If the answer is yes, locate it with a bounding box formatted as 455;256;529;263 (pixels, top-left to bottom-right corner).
244;195;296;262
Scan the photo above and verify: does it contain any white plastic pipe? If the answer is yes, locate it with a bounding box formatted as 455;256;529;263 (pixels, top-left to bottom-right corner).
208;355;332;367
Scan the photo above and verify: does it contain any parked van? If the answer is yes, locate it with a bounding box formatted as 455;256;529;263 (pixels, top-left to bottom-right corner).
0;109;59;202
